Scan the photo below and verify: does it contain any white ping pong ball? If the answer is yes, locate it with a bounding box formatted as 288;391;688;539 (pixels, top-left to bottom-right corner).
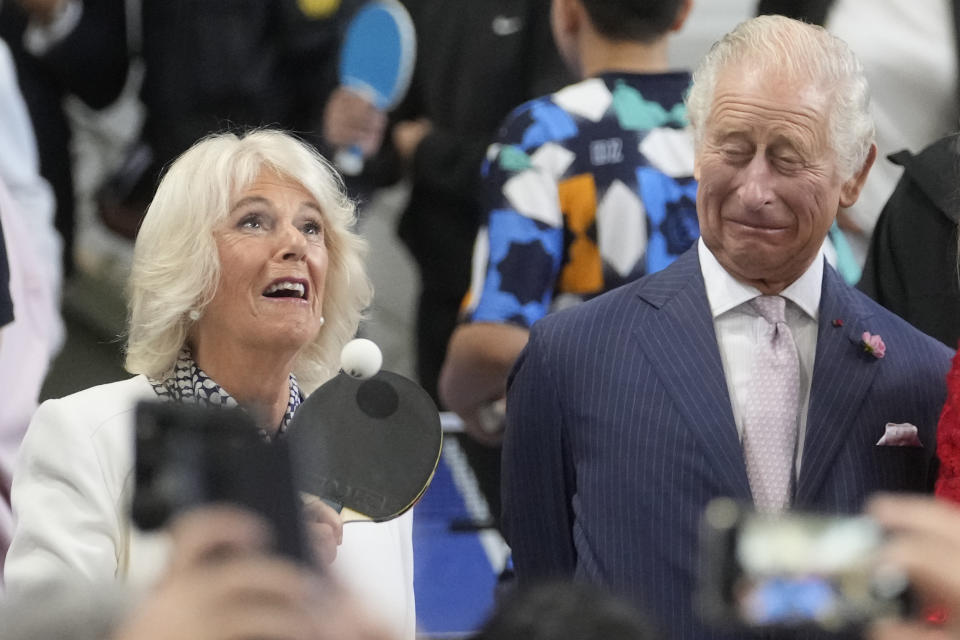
340;338;383;379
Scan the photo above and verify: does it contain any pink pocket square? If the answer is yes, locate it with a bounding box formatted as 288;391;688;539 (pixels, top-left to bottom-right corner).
875;422;923;447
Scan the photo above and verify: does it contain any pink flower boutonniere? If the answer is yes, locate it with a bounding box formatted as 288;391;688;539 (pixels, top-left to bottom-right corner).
861;331;886;359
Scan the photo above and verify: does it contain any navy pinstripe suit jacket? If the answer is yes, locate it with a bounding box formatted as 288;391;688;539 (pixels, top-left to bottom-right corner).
502;247;953;639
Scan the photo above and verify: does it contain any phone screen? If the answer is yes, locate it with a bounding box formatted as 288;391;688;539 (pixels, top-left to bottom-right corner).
735;515;901;627
700;499;910;633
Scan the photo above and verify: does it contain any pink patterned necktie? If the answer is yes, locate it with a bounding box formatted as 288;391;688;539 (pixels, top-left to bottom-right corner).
742;295;800;513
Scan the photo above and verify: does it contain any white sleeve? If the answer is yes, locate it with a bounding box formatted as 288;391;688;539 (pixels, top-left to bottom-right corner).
0;41;61;300
4;397;124;594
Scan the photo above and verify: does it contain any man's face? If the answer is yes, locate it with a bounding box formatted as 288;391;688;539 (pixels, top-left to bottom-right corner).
694;64;867;292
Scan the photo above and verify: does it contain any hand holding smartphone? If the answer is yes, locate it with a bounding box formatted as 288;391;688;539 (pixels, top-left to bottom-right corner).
132;402;311;566
699;498;912;634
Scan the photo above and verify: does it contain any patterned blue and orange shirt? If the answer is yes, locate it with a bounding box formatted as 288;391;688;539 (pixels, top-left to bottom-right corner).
465;72;699;328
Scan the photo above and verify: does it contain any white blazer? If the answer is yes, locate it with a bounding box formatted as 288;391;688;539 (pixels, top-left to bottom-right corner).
4;376;416;638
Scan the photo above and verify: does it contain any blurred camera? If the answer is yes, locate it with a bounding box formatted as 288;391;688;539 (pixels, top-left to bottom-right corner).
131;401;310;564
699;498;912;633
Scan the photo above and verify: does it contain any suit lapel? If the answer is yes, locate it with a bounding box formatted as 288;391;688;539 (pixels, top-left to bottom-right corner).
795;264;880;505
631;249;752;499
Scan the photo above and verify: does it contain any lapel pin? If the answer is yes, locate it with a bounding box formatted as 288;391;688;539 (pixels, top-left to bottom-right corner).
832;318;844;327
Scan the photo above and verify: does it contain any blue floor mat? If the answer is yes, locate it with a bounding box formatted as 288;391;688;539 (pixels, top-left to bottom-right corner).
413;438;506;637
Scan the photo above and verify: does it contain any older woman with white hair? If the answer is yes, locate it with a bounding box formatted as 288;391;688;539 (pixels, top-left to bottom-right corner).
4;130;416;637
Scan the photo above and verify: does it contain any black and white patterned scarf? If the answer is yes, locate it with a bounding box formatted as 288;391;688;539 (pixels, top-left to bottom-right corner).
149;348;303;440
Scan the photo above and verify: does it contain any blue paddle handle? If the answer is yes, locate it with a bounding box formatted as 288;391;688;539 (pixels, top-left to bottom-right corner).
334;145;365;176
332;85;378;176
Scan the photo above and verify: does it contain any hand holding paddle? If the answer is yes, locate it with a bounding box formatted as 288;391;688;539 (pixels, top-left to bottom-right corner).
333;0;417;175
323;88;388;159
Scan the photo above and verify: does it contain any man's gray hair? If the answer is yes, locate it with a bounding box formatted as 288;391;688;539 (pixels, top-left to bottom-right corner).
125;129;372;393
686;15;875;181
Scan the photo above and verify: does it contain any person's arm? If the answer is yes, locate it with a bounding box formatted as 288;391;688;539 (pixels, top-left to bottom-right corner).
867;495;960;639
935;350;960;503
322;87;388;159
0;40;60;296
4;398;124;590
502;325;577;579
277;0;388;164
394;0;569;201
439;323;529;446
438;103;564;444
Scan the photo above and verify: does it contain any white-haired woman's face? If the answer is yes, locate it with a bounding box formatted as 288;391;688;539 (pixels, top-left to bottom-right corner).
194;170;329;359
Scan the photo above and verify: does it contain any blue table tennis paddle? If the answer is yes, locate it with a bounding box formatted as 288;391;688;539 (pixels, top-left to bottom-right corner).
335;0;416;175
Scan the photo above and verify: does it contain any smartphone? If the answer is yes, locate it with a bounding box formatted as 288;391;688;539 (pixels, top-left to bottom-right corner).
131;401;310;565
699;498;911;633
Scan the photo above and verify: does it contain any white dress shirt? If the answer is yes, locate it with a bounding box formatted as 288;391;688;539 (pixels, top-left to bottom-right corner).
697;238;823;474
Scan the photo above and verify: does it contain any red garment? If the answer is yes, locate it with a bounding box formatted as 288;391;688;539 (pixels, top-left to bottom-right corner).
935;348;960;502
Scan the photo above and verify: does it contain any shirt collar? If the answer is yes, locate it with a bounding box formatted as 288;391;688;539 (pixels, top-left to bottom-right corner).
149;348;304;440
697;237;823;321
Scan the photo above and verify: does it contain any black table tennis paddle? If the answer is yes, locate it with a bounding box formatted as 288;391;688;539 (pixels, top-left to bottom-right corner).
287;369;442;522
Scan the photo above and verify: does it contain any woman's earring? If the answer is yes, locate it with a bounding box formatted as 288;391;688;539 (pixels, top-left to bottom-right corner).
188;309;201;321
318;316;325;327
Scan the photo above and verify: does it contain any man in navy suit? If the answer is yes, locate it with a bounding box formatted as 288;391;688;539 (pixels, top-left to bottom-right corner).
502;15;954;639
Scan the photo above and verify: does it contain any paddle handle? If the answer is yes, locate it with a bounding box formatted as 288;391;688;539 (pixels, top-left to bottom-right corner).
333;84;379;176
319;497;371;523
320;497;342;512
334;145;365;176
